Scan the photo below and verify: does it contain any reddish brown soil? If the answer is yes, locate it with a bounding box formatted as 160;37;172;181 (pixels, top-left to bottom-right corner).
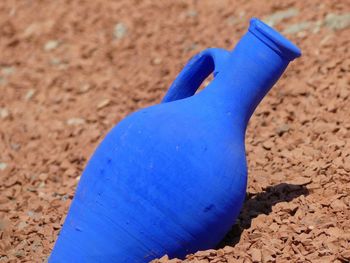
1;0;349;262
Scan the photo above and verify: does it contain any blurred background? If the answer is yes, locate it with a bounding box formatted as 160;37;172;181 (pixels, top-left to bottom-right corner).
0;0;349;262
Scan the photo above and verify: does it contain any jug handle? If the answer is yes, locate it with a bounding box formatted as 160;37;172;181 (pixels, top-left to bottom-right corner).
162;48;230;103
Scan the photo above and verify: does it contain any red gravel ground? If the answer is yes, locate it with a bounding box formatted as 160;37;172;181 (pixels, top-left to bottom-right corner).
1;0;349;262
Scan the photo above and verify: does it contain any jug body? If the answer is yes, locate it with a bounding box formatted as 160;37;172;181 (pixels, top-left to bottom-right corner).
49;95;248;262
49;18;301;263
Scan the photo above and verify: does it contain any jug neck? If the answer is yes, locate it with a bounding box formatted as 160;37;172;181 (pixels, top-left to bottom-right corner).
204;18;301;130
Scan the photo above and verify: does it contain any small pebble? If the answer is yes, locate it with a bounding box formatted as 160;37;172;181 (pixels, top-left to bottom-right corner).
250;248;262;263
262;140;274;150
44;40;60;51
324;13;350;30
0;108;9;119
66;118;86;126
113;23;127;40
97;99;110;109
263;8;299;26
24;89;36;101
0;162;7;170
282;21;312;34
1;66;15;76
186;10;198;18
276;124;290;135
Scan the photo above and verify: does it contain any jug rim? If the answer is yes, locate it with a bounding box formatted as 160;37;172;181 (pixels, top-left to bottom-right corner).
249;18;301;60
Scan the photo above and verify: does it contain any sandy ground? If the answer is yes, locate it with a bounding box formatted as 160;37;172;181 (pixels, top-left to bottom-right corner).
0;0;349;262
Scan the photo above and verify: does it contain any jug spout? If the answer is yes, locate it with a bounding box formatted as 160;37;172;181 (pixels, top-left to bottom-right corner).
248;18;301;61
209;18;301;128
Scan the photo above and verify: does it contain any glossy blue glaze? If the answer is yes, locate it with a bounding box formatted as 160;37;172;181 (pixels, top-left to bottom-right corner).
49;18;301;262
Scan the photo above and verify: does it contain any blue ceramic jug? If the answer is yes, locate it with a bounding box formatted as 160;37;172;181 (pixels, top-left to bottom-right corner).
50;18;301;262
